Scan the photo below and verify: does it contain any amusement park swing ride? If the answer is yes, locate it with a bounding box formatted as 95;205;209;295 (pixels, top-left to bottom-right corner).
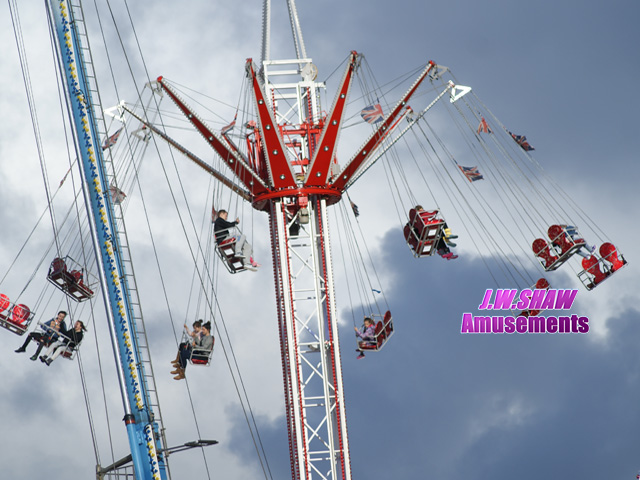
0;0;628;479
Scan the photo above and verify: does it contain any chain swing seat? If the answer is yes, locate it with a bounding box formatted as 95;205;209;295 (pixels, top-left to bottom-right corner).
516;278;550;317
357;311;394;352
532;225;587;271
47;256;97;302
578;242;627;291
179;329;215;366
215;225;252;274
189;341;214;366
0;294;34;335
404;208;446;257
34;321;82;360
216;237;248;274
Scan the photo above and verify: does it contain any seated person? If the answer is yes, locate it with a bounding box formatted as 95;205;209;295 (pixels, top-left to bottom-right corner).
39;320;87;365
15;311;67;361
354;317;376;359
172;321;214;380
411;205;458;259
436;237;458;260
214;210;259;269
171;320;202;367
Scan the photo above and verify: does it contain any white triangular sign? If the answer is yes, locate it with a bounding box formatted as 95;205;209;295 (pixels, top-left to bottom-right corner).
450;84;472;103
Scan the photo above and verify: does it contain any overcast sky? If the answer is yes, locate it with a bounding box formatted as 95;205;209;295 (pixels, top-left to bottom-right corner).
0;1;639;479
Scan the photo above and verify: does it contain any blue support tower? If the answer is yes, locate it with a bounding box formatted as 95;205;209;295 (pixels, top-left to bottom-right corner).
47;1;167;479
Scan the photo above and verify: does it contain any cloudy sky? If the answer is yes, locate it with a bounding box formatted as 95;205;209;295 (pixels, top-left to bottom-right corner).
0;1;638;479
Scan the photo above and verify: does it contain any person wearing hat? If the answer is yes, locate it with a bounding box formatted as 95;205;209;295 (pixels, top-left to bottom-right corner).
39;320;86;366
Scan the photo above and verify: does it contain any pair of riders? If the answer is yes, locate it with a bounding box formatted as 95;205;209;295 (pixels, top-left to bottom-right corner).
170;320;214;380
15;310;86;365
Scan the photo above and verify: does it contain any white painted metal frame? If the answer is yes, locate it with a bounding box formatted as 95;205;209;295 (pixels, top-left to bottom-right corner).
271;198;351;480
262;50;350;479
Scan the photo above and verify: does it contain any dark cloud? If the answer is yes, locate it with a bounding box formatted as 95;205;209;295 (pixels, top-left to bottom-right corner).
341;229;640;479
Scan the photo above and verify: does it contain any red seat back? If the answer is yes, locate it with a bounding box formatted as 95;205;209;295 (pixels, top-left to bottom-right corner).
375;321;385;348
532;239;557;268
51;257;67;273
12;304;30;324
534;278;550;289
581;256;607;285
0;294;9;313
410;210;441;241
383;311;393;337
220;237;235;247
404;224;418;250
420;210;438;221
599;242;624;271
408;209;417;225
70;270;84;283
548;225;573;254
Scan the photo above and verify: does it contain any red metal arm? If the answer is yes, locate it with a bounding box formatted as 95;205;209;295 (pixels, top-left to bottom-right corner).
329;61;436;192
304;51;359;187
156;76;268;196
121;105;252;202
245;60;298;190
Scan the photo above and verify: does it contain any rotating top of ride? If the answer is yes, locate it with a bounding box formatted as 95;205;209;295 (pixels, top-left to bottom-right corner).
152;52;440;215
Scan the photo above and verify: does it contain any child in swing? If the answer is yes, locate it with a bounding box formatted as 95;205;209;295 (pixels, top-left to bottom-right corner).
354;317;376;360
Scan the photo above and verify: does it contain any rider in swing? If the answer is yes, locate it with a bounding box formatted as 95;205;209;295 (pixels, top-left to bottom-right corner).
213;210;260;270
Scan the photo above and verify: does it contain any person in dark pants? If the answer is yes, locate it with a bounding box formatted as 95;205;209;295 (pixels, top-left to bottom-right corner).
172;322;214;380
15;310;67;360
39;320;86;365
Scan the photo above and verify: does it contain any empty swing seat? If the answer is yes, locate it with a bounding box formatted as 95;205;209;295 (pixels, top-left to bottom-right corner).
532;225;586;271
0;295;34;335
517;278;550;317
383;310;394;338
577;242;626;290
578;256;609;291
599;242;627;272
0;294;9;314
47;256;96;301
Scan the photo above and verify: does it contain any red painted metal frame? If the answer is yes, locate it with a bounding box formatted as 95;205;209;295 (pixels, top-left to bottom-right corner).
329;61;436;192
304;51;359;187
121;105;252;202
156;76;269;197
245;61;298;190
